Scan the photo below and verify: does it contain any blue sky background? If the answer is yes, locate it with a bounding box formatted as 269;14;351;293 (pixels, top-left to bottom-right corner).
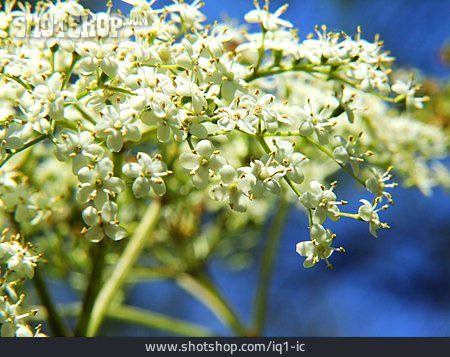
60;0;450;336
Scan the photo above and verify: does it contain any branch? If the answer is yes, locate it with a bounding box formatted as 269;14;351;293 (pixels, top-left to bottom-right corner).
85;198;162;336
252;197;290;335
176;273;247;336
107;305;214;337
0;135;48;169
32;267;69;336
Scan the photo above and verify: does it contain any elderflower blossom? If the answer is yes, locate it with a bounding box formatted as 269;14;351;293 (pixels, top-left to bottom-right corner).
0;232;45;337
210;165;256;212
296;224;342;269
0;0;445;290
77;158;125;208
358;199;390;238
81;201;127;242
122;152;170;197
179;140;227;188
299;181;346;224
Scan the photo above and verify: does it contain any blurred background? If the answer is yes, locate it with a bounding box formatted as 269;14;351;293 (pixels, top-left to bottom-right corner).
64;0;450;336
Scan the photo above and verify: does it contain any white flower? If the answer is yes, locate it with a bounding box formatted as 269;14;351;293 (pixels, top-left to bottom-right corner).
95;105;141;152
0;241;38;279
245;3;292;31
273;140;308;184
209;165;256;212
140;92;180;142
17;96;51;134
332;134;367;174
299;181;345;224
215;96;258;135
0;295;39;337
166;0;206;28
32;72;76;121
392;79;427;109
81;201;127;242
175;77;208;113
296;224;339;269
180;140;227;188
241;157;284;197
54;130;104;174
239;93;292;133
77;158;125;208
357;199;390;237
0;123;24;161
298;99;336;144
122;152;170;197
348;63;390;93
1;183;37;223
76;41;119;77
365;167;397;204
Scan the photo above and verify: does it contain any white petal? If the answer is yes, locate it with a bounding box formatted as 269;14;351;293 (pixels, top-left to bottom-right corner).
123;163;141;178
85;225;104;242
179;153;199;170
104;223;127;241
196;140;214;158
151;179;166;196
132;177;151;198
219;165;237;184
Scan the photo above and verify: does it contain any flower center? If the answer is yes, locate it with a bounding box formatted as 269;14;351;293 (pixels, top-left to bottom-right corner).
113;120;123;129
144;169;153;177
228;183;238;192
200;158;209;166
258;170;269;180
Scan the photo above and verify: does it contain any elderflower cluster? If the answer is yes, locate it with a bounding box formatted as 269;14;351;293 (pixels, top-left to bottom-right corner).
0;0;447;276
0;231;46;337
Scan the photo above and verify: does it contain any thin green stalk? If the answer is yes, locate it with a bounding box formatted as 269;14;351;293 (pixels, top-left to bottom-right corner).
245;64;397;103
299;134;366;187
252;197;290;336
107;305;213;337
73;103;97;125
339;212;362;220
85;199;162;336
74;239;108;336
0;72;33;91
32;267;69;336
176;273;247;336
62;52;80;90
0;135;48;169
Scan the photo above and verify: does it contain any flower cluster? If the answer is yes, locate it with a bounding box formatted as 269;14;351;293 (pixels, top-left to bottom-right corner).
0;0;447;280
0;231;45;337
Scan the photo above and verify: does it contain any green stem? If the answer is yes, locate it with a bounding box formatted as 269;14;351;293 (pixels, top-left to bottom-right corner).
0;72;33;91
300;134;366;187
176;273;247;336
0;135;48;169
62;52;80;90
85;199;162;336
107;305;213;337
73;103;97;125
74;239;109;336
252;197;290;336
245;64;397;103
32;267;69;336
339;212;362;220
